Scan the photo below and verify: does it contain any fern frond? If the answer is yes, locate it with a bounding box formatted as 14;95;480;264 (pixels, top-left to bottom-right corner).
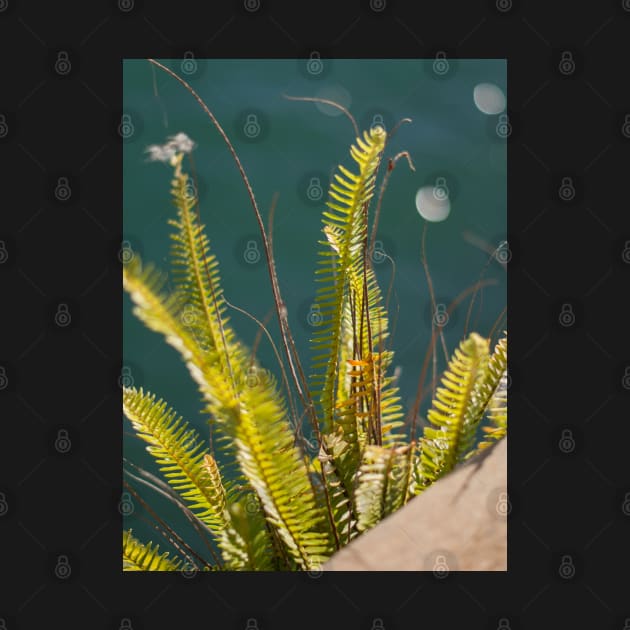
311;127;387;434
476;338;508;452
122;529;183;571
317;428;359;546
168;164;246;380
229;366;332;569
219;498;277;570
123;386;228;533
123;256;242;425
355;445;409;532
454;332;506;460
466;333;508;456
416;332;490;492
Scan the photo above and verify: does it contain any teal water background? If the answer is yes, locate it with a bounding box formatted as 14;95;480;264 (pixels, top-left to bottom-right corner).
122;58;506;564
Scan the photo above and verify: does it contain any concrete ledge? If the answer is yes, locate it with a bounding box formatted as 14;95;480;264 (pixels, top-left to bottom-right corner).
323;438;507;571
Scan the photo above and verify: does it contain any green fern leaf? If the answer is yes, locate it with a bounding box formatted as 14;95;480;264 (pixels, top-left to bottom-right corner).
476;335;508;452
311;127;387;434
123;386;229;533
468;333;508;455
167;163;247;380
416;332;490;492
123;529;183;571
228;366;333;570
219;497;277;570
355;444;410;532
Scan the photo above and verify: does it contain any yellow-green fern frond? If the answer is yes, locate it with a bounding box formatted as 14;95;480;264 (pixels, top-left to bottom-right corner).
317;428;360;547
455;332;506;459
219;498;277;570
467;333;508;456
229;366;332;569
123;529;183;571
476;341;508;453
123;256;241;423
355;445;410;532
123;386;228;533
168;162;246;380
311;127;387;433
377;355;406;449
416;333;490;492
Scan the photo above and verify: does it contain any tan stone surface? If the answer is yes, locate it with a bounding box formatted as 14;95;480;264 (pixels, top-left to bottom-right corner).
323;438;507;571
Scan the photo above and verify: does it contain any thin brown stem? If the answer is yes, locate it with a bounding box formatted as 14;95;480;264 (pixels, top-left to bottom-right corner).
369;151;416;260
283;94;359;138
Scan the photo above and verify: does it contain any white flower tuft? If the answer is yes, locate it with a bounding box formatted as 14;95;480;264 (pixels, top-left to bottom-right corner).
145;132;196;163
167;132;196;154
